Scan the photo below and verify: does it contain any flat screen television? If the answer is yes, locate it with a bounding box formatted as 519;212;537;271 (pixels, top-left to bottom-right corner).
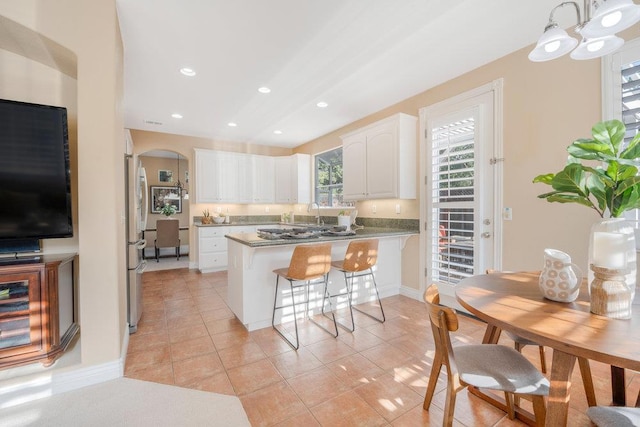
0;99;73;254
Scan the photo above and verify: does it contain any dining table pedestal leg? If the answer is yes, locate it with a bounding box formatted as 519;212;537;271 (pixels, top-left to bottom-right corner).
546;349;576;427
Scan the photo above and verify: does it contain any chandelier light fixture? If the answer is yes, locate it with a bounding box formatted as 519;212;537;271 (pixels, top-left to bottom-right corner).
174;153;189;200
529;0;640;62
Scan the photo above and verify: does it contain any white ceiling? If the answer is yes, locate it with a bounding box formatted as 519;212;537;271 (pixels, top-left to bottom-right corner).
116;0;563;148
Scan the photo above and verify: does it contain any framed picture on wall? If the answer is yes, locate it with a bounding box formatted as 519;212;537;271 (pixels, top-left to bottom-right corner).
150;186;182;213
158;170;173;183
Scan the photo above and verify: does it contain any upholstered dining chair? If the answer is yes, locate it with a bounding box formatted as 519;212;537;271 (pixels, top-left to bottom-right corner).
587;406;640;426
423;284;549;426
155;219;180;262
486;269;547;372
485;269;597;410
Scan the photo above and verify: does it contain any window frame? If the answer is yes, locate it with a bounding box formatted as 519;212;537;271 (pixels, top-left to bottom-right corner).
313;146;352;209
602;37;640;247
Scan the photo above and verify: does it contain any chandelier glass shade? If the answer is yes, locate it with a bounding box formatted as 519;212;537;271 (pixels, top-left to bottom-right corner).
529;0;640;62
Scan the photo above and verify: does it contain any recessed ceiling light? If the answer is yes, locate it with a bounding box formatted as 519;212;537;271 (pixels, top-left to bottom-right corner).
171;113;183;119
180;68;196;77
228;122;237;127
316;101;328;108
258;87;271;94
273;130;282;135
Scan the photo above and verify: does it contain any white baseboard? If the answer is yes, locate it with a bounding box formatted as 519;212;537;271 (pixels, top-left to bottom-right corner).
52;358;123;395
399;285;422;301
0;327;130;409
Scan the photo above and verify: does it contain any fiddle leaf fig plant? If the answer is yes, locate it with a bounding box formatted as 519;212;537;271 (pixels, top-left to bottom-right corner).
533;119;640;218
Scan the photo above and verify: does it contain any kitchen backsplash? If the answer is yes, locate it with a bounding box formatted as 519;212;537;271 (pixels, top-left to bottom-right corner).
193;214;419;231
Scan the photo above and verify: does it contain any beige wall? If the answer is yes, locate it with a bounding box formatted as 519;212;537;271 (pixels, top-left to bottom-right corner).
0;0;126;368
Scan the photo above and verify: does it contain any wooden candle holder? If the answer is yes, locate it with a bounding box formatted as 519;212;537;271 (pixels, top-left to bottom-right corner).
590;264;632;319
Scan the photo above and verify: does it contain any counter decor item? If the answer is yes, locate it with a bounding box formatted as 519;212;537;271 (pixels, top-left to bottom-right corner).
590;264;632;319
201;209;212;224
337;211;351;230
539;248;583;302
533;119;640;303
213;215;225;224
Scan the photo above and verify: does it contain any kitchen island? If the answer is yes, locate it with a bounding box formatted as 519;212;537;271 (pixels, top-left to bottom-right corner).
225;227;417;331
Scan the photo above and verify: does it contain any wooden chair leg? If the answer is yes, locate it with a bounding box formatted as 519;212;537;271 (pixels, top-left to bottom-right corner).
423;352;443;410
538;346;547;373
443;382;457;427
505;392;515;419
512;342;523;410
578;357;597;407
531;395;546;427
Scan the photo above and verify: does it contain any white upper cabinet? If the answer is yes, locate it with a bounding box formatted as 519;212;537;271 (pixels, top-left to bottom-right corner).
342;132;367;200
195;148;222;203
274;156;292;203
252;155;275;203
291;153;311;204
275;154;311;204
195;150;310;204
234;153;253;203
341;113;417;200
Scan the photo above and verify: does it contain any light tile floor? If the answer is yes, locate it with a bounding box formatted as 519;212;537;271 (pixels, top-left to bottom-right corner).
125;268;640;426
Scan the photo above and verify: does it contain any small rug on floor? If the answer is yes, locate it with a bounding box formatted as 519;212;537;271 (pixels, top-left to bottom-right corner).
0;378;250;426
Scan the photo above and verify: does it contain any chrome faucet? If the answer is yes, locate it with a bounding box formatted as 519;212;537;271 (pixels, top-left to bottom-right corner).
307;202;322;225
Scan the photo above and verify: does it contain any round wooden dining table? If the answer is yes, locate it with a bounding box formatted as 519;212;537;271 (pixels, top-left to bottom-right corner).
456;271;640;427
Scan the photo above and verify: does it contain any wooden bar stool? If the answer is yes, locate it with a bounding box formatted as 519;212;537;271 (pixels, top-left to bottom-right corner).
328;239;385;332
272;243;337;349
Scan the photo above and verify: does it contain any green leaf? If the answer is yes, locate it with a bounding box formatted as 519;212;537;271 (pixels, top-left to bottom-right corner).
615;176;640;197
592;120;625;154
621;132;640;160
567;139;608;160
549;164;587;196
546;194;596;209
586;174;607;211
537;190;562;199
582;166;615;187
617;164;639;181
569;139;614;159
532;173;555;185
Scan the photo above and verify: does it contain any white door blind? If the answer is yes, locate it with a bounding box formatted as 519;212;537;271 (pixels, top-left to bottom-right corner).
430;117;476;285
622;60;640;142
620;59;640;238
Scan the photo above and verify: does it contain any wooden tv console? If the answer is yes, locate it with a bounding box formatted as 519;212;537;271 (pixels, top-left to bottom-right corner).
0;253;79;369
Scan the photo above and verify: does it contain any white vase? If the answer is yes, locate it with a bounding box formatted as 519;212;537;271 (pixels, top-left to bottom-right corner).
588;218;637;303
539;248;583;302
337;215;351;230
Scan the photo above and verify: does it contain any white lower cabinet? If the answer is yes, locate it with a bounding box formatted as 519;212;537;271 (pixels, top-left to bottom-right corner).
197;225;258;272
197;227;229;272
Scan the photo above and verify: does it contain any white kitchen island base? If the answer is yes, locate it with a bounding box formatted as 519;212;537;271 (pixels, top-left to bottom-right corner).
226;235;410;331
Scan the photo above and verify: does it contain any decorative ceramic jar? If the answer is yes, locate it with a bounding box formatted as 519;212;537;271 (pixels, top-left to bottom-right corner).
337;215;351;230
588;218;636;302
539;248;583;302
590;265;632;319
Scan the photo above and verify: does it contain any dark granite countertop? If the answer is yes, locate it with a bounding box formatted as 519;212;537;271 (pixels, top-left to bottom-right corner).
225;227;418;248
194;221;280;227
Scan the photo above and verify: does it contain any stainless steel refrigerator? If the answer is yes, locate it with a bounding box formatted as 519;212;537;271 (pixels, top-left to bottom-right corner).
125;153;148;333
